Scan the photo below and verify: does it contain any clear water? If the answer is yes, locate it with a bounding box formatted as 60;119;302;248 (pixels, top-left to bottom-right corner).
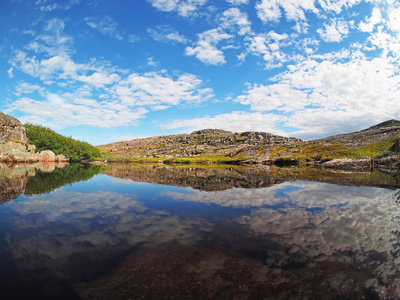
0;163;400;299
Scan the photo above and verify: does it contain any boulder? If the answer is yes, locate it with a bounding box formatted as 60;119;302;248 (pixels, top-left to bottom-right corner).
56;154;69;162
35;150;56;162
395;137;400;153
0;112;29;144
322;157;373;172
373;151;400;174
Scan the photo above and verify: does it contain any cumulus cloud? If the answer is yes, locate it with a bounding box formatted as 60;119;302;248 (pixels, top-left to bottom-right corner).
147;0;208;17
317;19;352;42
7;19;214;129
160;111;287;135
6;94;149;128
220;8;252;36
148;25;189;43
233;51;400;139
185;29;232;65
243;31;289;68
112;71;213;108
85;16;123;41
226;0;249;4
256;0;318;32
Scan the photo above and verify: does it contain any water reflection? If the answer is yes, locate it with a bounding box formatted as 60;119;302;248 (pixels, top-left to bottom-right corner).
0;164;399;299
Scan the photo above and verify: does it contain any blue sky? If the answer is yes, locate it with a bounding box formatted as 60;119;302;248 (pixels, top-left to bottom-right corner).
1;0;400;145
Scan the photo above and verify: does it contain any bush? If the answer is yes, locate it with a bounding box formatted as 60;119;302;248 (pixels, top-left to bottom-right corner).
25;123;103;161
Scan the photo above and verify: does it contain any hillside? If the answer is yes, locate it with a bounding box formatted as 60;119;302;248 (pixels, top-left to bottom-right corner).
313;119;400;148
97;129;302;162
98;120;400;165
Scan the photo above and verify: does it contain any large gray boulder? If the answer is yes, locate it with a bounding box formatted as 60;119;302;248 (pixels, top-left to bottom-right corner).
0;112;29;144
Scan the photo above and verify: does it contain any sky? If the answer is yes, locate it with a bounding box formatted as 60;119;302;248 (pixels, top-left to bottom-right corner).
1;0;400;145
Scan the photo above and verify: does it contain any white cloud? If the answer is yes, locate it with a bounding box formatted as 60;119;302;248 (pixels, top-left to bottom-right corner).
235;83;310;112
112;71;214;109
318;19;352;42
359;7;383;32
387;6;400;32
7;67;14;78
243;32;289;68
318;0;362;14
147;0;208;17
233;52;400;139
84;16;123;41
185;29;232;65
148;25;189;43
226;0;249;4
220;8;252;36
7;94;149;128
160;111;287;135
35;0;81;11
256;0;318;32
14;83;44;96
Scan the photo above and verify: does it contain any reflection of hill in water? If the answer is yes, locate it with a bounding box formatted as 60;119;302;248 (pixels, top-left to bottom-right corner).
103;164;400;191
102;164;294;191
0;163;104;204
1;163;399;204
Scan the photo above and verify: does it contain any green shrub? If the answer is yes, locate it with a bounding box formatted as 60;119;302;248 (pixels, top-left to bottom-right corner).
25;123;103;161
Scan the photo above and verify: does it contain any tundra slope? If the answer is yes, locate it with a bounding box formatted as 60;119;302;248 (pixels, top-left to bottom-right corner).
98;120;400;165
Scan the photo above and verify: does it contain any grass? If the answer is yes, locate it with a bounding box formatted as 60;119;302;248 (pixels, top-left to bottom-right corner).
104;152;250;164
271;135;399;162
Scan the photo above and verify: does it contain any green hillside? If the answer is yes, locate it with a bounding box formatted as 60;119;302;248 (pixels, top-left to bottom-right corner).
25;123;103;161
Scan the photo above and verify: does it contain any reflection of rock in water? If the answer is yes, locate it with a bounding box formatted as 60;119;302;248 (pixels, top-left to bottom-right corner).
0;164;32;204
103;164;292;191
0;163;69;204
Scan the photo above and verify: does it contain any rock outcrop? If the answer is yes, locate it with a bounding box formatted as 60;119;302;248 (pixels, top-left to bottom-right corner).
0;112;69;163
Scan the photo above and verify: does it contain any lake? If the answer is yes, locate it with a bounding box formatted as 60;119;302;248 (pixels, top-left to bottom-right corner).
1;163;400;299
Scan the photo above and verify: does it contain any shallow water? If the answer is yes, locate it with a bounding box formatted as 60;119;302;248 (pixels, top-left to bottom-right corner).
1;163;400;299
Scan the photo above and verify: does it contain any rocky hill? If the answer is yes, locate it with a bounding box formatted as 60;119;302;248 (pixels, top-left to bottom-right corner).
313;120;400;148
98;129;302;162
97;120;400;169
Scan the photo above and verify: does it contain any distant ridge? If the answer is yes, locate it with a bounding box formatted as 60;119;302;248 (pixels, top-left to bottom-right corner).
313;119;400;148
367;119;400;130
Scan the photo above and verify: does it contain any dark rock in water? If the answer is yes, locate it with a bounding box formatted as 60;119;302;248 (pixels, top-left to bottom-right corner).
373;151;400;174
322;157;373;172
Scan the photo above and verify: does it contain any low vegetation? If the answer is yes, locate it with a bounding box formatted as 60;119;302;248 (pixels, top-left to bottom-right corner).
25;123;104;161
271;135;399;163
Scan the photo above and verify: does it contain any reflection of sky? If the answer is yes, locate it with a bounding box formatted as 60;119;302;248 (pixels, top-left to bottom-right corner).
1;174;400;296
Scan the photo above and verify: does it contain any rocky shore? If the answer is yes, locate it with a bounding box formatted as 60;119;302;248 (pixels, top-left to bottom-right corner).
0;112;68;163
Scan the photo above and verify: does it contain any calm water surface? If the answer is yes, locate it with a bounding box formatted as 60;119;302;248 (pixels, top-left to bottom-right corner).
1;163;400;299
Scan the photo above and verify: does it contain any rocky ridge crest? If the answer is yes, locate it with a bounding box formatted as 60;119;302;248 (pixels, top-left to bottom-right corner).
98;128;302;161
